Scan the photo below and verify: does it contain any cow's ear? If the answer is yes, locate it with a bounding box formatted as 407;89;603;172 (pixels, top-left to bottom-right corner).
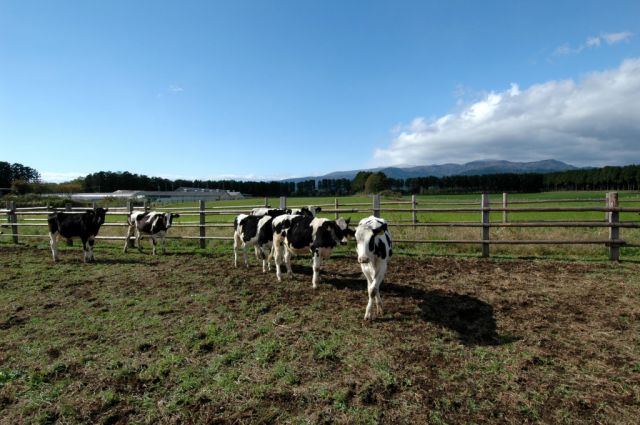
173;213;180;218
373;222;387;235
345;217;351;226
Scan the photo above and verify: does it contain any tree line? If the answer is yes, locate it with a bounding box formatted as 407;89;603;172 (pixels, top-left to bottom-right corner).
0;161;40;187
3;161;640;197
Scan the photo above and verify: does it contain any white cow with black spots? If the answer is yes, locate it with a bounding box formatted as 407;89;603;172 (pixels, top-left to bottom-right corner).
355;216;392;320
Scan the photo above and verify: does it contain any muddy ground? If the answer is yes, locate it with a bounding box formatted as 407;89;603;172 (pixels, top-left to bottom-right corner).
1;245;639;424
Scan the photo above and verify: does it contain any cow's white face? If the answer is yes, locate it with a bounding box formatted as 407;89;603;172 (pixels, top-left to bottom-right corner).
165;213;179;228
334;217;353;244
355;225;374;263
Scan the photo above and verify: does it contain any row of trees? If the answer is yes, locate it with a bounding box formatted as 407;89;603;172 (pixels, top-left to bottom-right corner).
0;161;41;189
79;170;548;195
4;161;640;197
543;165;640;191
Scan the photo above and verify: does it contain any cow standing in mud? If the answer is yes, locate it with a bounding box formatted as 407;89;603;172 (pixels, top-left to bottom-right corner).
355;216;392;320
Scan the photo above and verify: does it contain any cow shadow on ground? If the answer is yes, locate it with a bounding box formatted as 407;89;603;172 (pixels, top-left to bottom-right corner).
324;273;518;347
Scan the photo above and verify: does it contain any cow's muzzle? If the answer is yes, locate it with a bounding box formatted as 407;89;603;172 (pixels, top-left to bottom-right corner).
358;256;370;264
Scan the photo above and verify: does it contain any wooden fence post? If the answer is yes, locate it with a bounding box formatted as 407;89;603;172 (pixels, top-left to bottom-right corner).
144;199;149;212
605;193;610;222
8;201;18;244
279;196;287;210
373;194;380;218
411;194;417;226
502;192;508;224
481;193;490;258
608;192;619;261
199;200;206;249
264;197;269;208
334;198;339;219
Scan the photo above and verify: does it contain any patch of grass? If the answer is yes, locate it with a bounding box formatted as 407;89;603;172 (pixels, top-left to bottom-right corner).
2;246;640;423
313;333;343;361
254;337;282;365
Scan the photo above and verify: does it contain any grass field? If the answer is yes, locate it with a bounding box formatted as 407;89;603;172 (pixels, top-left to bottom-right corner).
1;244;640;424
3;191;640;261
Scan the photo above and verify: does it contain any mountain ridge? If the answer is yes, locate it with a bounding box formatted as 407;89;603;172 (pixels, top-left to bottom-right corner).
283;159;577;182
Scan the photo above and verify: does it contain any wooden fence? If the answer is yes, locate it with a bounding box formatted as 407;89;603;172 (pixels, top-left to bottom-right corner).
2;192;640;261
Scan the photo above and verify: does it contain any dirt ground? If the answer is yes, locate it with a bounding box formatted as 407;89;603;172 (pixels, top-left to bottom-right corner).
1;245;640;424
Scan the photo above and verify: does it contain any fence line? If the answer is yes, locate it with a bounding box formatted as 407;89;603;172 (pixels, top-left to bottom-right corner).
3;192;638;261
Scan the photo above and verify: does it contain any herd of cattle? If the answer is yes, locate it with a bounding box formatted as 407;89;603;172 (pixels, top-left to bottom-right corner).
45;206;392;320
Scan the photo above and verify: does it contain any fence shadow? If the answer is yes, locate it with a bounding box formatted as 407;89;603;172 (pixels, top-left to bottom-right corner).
325;276;518;346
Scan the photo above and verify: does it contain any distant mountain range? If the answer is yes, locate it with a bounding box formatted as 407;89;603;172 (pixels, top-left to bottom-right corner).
283;159;577;182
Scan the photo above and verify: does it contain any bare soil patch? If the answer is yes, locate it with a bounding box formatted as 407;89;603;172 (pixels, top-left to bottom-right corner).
1;245;639;424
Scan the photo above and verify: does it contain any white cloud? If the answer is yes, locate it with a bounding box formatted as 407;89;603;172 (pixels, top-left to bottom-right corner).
602;31;632;44
374;58;640;167
553;31;633;57
157;84;185;98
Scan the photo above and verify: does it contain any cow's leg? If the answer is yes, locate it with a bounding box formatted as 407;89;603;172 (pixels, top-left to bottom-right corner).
283;248;294;279
365;281;376;321
264;243;272;272
362;264;375;320
123;225;133;253
242;243;249;268
136;229;143;252
49;232;59;262
373;262;387;317
274;244;283;281
233;233;240;267
81;237;89;263
267;243;275;271
151;237;157;255
88;236;96;262
255;245;267;273
311;251;322;289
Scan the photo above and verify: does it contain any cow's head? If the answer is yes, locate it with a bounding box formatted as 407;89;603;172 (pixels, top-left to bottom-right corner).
334;217;354;245
165;213;180;228
356;218;388;263
297;206;322;217
94;208;108;226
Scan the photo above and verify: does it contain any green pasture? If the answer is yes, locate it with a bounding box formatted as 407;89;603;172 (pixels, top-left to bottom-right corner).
2;191;640;261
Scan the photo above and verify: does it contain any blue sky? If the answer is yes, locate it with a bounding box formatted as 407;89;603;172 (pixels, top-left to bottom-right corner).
1;1;639;182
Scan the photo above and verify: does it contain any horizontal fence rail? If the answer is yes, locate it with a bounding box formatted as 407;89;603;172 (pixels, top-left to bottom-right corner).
3;192;640;261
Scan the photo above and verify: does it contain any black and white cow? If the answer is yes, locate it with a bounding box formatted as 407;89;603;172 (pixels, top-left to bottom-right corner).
355;216;392;320
47;207;109;263
250;207;292;216
290;206;322;217
273;215;354;288
233;208;290;271
123;211;180;255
